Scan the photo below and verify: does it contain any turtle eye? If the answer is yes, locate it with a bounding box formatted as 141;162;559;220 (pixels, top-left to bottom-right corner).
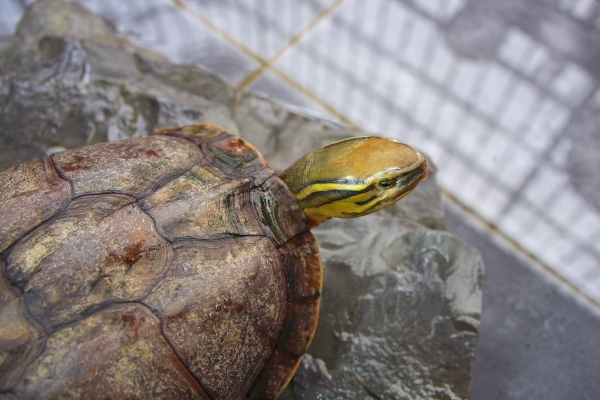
378;178;393;188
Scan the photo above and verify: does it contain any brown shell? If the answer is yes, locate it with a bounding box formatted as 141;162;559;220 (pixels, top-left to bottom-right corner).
0;124;322;399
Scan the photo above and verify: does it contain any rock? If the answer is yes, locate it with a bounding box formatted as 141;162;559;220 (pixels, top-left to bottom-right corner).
0;1;484;399
0;0;236;172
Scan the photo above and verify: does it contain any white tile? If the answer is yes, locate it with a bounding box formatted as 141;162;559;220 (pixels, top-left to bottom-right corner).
569;209;600;245
427;39;458;85
477;131;511;178
498;28;533;69
402;17;437;69
497;142;538;190
354;0;388;41
391;70;421;112
79;0;148;20
551;62;597;106
378;1;412;54
438;156;471;193
525;213;557;243
421;138;447;166
435;100;467;141
571;0;598;19
371;56;399;98
413;85;442;131
498;28;555;85
499;81;540;133
360;116;382;136
183;0;327;58
523;122;553;155
522;43;553;78
457;170;490;210
522;166;568;209
548;137;572;168
412;0;466;21
523;98;569;153
404;127;428;149
548;189;597;238
519;219;559;254
342;92;366;124
352;41;375;85
570;252;600;279
544;99;572;133
478;184;511;221
499;203;538;238
386;115;414;142
473;64;515;117
455;116;488;156
315;64;341;109
450;60;482;102
558;250;599;288
367;104;390;135
539;230;578;267
287;47;309;87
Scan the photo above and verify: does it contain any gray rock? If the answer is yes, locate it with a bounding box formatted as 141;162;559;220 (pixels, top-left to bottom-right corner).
0;0;236;172
0;1;484;399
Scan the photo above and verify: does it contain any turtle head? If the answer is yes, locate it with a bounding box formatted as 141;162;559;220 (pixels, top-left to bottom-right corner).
279;136;428;227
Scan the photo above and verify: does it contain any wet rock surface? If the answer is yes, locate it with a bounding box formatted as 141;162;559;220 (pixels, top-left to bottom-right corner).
0;1;484;399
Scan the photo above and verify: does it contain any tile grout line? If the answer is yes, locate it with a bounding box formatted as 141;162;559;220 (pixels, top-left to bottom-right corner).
442;188;600;315
173;0;599;312
236;0;348;91
172;0;359;128
171;0;271;68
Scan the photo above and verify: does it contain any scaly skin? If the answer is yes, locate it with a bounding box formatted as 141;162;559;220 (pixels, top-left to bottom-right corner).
279;136;428;227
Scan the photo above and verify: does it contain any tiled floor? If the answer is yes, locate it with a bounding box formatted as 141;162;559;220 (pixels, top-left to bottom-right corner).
2;0;600;397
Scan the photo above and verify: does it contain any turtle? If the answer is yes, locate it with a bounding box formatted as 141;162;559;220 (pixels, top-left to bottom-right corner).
0;123;427;399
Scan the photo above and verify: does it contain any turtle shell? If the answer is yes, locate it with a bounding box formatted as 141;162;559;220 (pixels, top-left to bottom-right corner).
0;124;322;399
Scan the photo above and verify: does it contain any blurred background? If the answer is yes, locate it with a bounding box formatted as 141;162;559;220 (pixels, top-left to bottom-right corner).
1;0;599;398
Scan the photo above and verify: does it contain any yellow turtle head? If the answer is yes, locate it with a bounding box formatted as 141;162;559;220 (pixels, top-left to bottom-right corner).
279;136;428;227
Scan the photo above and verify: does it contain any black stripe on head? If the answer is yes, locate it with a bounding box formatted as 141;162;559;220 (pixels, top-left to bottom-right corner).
300;185;373;209
354;194;378;206
342;198;385;216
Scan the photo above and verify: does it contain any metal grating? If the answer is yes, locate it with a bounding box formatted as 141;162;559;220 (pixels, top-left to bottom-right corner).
2;0;600;307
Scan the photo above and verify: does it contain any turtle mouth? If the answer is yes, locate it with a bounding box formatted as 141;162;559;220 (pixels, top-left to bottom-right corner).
378;160;428;204
394;160;428;197
342;160;428;216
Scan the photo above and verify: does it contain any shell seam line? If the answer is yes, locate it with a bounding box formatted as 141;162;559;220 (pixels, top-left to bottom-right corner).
0;274;48;393
48;155;74;193
137;301;215;399
252;174;311;248
0;156;77;256
167;233;269;245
